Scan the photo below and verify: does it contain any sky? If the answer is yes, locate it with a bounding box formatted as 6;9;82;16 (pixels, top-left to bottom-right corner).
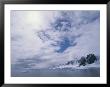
11;10;100;68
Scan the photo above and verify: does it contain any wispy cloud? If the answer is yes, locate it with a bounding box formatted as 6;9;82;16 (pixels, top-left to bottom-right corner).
11;10;100;68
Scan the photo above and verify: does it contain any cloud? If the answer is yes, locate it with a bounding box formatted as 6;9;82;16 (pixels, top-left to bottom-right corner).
11;11;58;62
11;11;100;68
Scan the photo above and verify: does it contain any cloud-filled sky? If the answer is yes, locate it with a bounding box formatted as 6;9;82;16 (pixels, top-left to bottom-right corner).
11;10;100;68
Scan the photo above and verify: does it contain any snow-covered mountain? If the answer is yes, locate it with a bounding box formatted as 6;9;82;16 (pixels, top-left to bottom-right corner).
49;54;100;69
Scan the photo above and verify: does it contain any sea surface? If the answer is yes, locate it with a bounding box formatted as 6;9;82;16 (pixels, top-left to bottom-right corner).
11;65;100;77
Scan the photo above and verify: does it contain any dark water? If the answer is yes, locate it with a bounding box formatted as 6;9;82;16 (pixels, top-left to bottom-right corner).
11;67;100;77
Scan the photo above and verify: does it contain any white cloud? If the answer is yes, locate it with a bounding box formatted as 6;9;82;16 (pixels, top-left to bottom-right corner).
11;11;100;68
